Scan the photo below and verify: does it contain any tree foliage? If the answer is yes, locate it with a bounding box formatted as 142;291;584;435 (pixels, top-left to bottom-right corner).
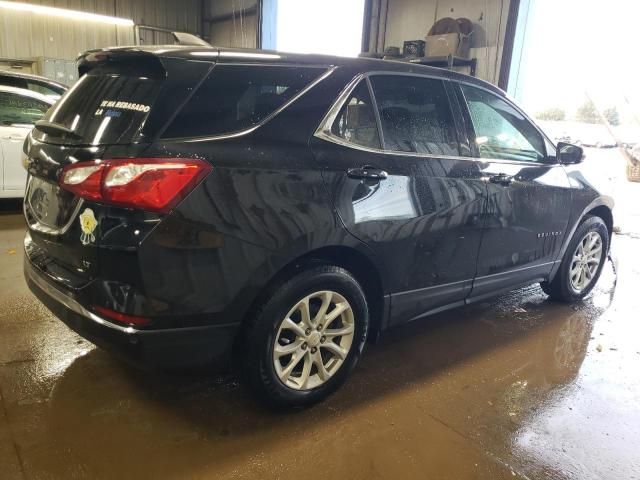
576;100;600;124
603;107;620;126
536;108;566;121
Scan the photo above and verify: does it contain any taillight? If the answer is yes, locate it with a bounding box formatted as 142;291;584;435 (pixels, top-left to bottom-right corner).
93;305;151;327
59;158;211;213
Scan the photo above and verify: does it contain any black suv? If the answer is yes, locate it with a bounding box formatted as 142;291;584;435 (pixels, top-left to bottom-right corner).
23;47;613;407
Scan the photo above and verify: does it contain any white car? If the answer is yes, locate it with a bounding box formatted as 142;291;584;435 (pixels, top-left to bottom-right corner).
0;70;67;102
0;86;54;198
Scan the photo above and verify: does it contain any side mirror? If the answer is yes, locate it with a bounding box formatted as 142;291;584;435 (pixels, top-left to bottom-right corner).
557;142;584;165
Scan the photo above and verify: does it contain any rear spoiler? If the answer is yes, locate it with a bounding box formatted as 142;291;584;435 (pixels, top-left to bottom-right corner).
76;47;222;78
76;48;166;77
77;49;169;77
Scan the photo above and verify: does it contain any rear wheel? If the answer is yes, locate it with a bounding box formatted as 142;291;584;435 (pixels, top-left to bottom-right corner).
243;265;368;408
541;215;609;302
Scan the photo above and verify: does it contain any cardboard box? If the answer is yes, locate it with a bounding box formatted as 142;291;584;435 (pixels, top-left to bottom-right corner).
424;33;471;58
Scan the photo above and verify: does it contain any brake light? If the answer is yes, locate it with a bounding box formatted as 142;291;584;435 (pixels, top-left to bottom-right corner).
59;158;211;213
94;305;151;327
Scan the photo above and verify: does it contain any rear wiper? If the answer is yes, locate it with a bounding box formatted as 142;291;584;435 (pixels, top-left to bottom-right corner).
35;120;82;140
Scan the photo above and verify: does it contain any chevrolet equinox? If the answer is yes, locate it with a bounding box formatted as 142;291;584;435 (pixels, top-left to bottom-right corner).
23;47;614;407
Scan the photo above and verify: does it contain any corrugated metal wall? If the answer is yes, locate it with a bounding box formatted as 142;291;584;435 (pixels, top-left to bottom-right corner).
207;0;258;49
0;0;202;74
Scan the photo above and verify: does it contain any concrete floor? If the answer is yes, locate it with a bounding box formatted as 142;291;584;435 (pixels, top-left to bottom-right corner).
1;151;640;479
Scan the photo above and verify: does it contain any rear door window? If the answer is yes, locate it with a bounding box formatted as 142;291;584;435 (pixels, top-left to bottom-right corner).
0;92;49;125
41;72;162;145
330;81;381;149
162;65;326;139
369;75;460;156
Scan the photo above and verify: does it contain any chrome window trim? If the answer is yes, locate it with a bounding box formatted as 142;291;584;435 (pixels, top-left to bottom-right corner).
23;175;85;236
160;65;338;143
315;130;483;163
313;71;559;168
365;76;385;149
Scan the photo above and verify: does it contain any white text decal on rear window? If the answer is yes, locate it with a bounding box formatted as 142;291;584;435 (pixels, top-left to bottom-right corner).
98;100;151;112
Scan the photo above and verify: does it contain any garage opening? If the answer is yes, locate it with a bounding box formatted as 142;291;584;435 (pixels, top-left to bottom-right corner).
510;0;640;234
274;0;366;56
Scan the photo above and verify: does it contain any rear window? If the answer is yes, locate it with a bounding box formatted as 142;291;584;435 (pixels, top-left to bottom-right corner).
41;72;162;145
27;80;65;97
0;91;49;125
0;75;28;89
161;65;326;139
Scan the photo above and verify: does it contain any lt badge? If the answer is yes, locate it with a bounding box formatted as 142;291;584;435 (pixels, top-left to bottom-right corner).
79;208;97;245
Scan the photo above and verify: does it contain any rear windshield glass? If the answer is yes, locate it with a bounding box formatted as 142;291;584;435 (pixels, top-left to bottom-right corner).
27;80;65;97
0;91;50;125
0;75;28;89
41;73;162;145
162;65;326;139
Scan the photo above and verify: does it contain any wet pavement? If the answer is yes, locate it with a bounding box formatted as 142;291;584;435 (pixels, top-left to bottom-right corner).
1;164;640;478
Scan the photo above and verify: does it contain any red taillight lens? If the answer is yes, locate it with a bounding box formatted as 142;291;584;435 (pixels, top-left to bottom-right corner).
59;158;211;213
93;305;151;327
60;163;105;202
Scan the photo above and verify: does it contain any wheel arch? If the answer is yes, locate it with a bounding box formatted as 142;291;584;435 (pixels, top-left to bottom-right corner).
585;204;613;240
569;196;614;249
548;197;613;284
236;245;387;349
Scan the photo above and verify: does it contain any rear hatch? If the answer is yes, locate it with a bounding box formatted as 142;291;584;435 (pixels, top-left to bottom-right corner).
24;49;214;286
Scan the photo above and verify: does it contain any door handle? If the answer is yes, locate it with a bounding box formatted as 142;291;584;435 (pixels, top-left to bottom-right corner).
347;166;388;181
489;173;514;186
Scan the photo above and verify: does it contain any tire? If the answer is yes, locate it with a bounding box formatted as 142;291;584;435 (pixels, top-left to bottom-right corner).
242;265;369;408
541;215;609;302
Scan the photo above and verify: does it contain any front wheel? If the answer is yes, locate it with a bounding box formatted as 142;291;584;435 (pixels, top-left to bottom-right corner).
541;215;609;302
243;265;369;408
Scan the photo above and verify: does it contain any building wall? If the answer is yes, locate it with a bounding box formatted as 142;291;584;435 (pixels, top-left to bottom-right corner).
207;0;258;49
0;0;202;72
367;0;511;85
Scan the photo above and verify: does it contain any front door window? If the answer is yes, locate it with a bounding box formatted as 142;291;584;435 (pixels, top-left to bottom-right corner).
461;84;546;163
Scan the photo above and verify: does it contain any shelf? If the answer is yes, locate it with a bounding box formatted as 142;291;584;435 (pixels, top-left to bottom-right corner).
409;55;477;76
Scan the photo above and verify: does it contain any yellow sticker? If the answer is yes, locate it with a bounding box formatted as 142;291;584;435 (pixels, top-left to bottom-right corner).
79;208;97;245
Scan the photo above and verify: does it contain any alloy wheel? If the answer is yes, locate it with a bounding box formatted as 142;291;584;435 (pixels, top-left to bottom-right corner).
569;231;603;293
273;291;355;390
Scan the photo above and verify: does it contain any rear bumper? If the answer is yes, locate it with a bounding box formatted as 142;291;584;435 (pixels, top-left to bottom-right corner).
24;255;239;370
